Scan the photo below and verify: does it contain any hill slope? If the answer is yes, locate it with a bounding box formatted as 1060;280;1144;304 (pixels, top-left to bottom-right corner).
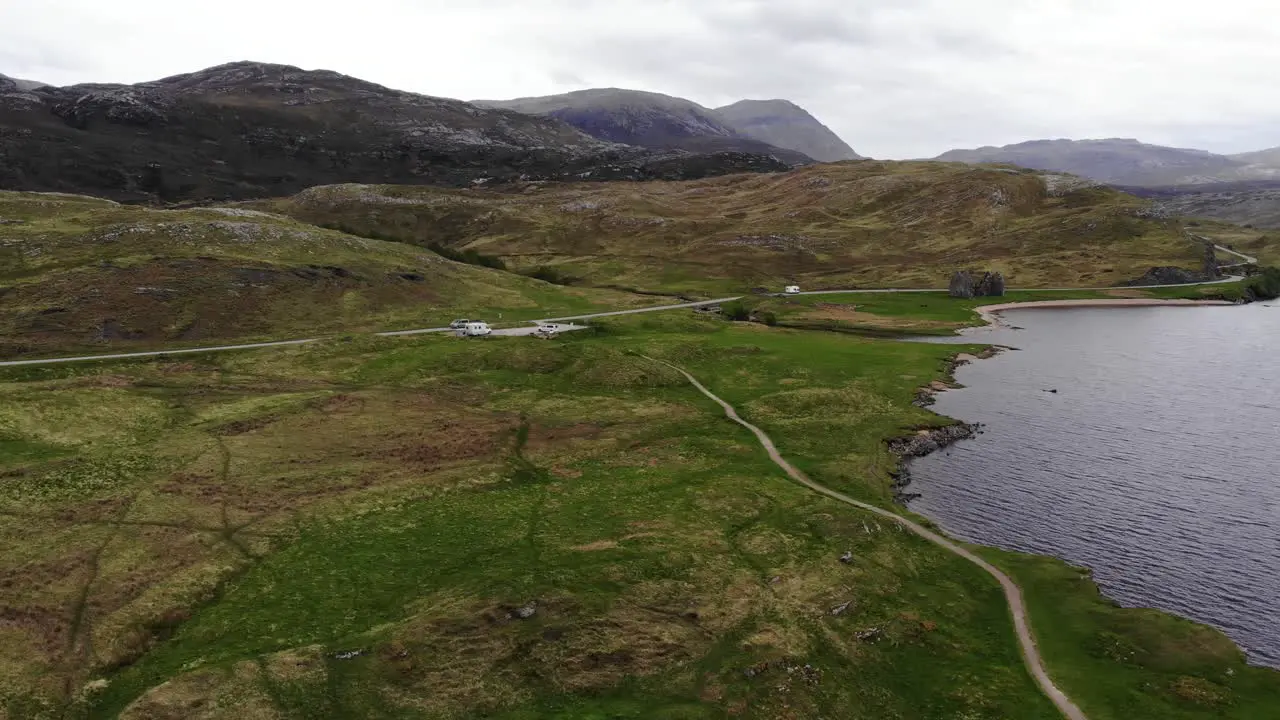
1229;146;1280;166
1134;182;1280;229
476;88;814;165
0;73;47;91
0;190;649;356
255;162;1205;294
0;63;788;204
716;99;861;162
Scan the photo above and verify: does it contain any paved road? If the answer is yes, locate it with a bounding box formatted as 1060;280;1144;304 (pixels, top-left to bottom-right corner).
0;339;323;368
1186;233;1259;266
1211;242;1258;268
653;356;1088;720
0;300;731;368
538;297;742;323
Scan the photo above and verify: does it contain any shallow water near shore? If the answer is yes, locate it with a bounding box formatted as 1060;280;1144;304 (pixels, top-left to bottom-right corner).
907;300;1280;667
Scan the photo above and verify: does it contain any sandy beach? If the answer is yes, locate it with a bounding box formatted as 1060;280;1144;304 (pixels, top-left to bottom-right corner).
975;298;1235;328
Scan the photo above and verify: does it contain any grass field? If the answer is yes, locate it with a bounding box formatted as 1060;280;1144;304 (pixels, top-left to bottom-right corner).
1;309;1276;719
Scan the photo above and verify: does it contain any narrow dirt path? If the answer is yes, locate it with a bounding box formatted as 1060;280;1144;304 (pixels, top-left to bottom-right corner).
648;356;1088;720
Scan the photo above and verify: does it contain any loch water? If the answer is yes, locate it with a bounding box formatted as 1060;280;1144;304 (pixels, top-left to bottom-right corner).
907;300;1280;667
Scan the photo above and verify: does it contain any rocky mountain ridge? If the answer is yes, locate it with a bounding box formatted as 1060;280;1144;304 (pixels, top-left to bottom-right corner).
0;62;789;203
477;88;860;165
714;99;861;162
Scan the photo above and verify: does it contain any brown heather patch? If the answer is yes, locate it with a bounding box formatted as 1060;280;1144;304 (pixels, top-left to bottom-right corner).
569;540;619;552
1169;676;1231;707
120;661;280;720
263;645;327;684
800;303;957;330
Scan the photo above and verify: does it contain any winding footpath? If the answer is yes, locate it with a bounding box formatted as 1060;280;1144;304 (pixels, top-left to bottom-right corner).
648;356;1089;720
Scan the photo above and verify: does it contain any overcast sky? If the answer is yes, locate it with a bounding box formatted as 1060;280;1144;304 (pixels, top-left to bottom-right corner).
3;0;1278;158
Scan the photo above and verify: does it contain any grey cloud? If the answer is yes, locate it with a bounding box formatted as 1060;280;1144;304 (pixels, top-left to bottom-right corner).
1;0;1277;158
700;1;880;46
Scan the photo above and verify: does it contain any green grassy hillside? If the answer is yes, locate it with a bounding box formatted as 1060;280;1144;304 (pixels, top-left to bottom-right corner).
0;191;652;357
253;162;1205;295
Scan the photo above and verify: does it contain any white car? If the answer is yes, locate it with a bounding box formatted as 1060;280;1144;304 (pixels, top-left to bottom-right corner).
459;321;492;337
449;319;470;330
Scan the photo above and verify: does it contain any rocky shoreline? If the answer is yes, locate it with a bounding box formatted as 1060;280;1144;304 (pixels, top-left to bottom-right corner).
888;422;983;504
888;348;1003;503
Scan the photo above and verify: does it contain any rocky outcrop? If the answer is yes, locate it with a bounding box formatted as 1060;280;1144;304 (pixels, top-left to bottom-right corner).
888;422;983;504
974;271;1006;296
1203;242;1222;278
888;423;981;458
948;271;975;298
0;62;791;203
949;270;1006;298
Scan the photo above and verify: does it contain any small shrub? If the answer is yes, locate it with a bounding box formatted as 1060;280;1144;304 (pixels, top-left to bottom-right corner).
524;266;577;285
720;301;751;321
427;242;506;270
1248;267;1280;299
1215;286;1244;303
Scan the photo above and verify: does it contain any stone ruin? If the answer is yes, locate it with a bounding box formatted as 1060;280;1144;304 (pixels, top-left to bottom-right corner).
948;270;1006;298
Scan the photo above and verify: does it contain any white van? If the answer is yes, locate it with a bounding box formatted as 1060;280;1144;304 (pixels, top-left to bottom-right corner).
784;285;801;294
459;321;492;337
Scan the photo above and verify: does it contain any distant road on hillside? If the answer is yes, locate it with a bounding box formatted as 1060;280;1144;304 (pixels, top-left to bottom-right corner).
0;281;1246;369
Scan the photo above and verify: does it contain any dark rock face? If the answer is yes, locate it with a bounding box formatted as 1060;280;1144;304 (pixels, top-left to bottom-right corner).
0;62;790;203
949;270;1005;298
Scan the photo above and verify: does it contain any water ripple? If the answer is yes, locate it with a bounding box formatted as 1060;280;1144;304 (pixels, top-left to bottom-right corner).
907;304;1280;668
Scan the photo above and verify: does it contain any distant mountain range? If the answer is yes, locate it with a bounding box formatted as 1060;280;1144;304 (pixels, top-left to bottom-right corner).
935;138;1280;228
476;88;861;165
0;62;797;202
934;138;1280;188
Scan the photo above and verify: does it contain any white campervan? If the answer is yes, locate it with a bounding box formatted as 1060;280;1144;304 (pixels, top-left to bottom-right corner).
784;285;801;295
459;321;492;337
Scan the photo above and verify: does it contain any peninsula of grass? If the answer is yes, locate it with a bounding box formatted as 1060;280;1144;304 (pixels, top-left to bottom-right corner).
735;284;1244;338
